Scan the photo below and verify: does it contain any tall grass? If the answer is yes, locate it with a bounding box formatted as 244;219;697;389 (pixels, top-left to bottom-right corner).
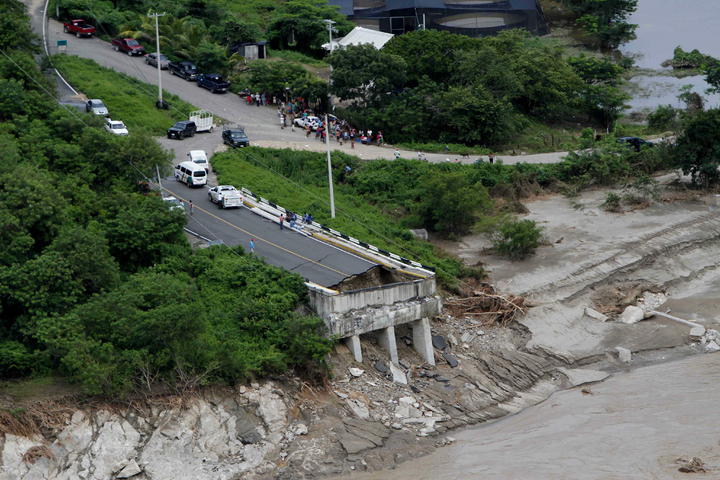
52;55;196;135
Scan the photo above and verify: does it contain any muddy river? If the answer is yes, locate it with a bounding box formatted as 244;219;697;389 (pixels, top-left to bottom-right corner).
621;0;720;112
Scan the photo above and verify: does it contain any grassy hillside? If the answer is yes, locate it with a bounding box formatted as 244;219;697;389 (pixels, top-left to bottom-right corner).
52;55;196;135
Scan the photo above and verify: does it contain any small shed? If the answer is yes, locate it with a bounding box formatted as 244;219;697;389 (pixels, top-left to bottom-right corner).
230;41;268;60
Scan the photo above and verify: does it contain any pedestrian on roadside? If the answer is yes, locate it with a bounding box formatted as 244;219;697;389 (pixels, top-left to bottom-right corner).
279;213;285;230
188;200;193;215
248;238;255;254
489;153;495;164
350;130;355;149
280;114;285;129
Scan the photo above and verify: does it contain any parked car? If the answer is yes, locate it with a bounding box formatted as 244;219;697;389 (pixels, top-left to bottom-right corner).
208;185;243;208
187;150;210;172
86;99;108;116
222;126;249;148
111;38;145;56
63;19;95;37
293;115;322;130
163;196;185;212
196;73;230;93
105;118;128;136
167;120;196;140
145;52;169;69
169;61;198;80
618;136;654;152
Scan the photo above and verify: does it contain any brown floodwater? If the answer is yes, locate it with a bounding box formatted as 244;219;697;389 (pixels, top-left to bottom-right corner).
335;352;720;480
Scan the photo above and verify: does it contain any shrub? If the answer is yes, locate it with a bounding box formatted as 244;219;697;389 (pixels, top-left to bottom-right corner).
647;105;677;131
602;192;622;212
493;219;542;259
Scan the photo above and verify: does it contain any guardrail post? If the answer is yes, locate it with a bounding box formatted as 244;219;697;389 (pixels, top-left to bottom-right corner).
378;326;398;366
344;334;363;363
412;318;435;366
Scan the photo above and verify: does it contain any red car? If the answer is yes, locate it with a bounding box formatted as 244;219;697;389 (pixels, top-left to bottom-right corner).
111;38;145;56
63;19;96;38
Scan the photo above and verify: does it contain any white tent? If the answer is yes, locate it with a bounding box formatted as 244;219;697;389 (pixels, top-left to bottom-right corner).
322;26;395;51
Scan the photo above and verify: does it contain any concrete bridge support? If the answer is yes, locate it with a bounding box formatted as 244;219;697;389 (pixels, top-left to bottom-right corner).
412;318;435;366
345;335;363;363
378;326;399;365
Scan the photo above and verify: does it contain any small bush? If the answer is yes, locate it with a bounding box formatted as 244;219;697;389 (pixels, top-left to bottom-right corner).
493;219;542;259
602;192;622;212
647;105;677;131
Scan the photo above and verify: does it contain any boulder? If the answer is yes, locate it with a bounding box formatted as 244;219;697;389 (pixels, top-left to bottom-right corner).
615;346;632;363
116;459;142;479
690;326;706;338
389;363;407;385
705;341;720;353
348;367;364;378
619;306;644;324
345;399;370;420
432;335;448;350
584;307;609;322
409;229;428;241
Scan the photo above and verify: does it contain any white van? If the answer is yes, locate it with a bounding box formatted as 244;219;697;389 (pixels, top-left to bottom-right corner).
174;161;207;187
187;150;210;173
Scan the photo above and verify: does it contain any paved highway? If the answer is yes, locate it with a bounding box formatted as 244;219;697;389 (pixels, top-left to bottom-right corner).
160;173;376;287
41;13;569;165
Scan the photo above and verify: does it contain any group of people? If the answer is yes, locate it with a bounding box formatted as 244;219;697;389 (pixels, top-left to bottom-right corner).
278;211;313;231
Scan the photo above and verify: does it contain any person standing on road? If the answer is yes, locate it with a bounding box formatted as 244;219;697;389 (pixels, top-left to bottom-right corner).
188;200;193;215
279;213;285;230
280;114;285;129
489;153;495;164
248;238;255;254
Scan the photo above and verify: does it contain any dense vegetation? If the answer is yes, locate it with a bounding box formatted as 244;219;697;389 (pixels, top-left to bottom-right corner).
328;30;630;146
211;141;672;269
52;55;195;135
544;0;638;50
1;0;332;396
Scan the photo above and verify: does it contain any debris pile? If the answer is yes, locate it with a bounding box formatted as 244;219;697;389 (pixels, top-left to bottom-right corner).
444;284;527;326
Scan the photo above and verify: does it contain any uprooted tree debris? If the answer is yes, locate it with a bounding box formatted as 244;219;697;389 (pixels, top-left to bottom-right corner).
444;283;527;326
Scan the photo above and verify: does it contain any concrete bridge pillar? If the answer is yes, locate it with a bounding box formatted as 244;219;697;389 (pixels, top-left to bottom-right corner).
344;334;363;363
412;317;435;366
378;326;399;365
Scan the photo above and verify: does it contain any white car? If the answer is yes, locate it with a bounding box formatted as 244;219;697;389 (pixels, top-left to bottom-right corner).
208;185;243;208
105;119;128;136
293;115;322;130
162;196;185;212
86;99;108;116
187;150;210;172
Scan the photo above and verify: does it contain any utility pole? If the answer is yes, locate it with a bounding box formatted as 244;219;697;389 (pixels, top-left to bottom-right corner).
148;12;166;108
323;19;337;218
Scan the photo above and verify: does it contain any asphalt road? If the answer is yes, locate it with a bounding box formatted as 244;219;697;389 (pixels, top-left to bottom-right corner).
160;168;375;287
42;16;569;165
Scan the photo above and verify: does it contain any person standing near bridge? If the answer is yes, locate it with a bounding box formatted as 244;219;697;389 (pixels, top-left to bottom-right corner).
279;213;285;230
248;238;255;254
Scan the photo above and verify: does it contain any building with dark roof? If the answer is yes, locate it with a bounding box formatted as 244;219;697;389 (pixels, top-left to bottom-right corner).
328;0;548;37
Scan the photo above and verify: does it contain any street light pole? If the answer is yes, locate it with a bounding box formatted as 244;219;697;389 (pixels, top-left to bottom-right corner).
323;19;337;218
148;12;166;108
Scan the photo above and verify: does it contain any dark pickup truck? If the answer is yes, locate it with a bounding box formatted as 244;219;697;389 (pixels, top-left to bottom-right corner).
168;61;198;81
111;38;145;56
63;19;96;38
196;73;230;93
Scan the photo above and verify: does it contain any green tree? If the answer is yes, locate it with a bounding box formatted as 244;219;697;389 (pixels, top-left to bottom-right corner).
328;44;407;106
675;109;720;186
562;0;638;49
415;169;491;234
267;0;352;55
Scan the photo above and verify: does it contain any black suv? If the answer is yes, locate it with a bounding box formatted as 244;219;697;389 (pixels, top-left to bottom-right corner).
618;136;654;152
167;121;197;140
169;61;198;81
197;73;230;93
222;127;249;147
